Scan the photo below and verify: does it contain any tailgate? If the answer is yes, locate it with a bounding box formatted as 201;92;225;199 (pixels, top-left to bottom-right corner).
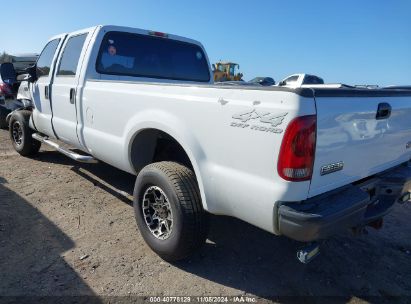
309;89;411;197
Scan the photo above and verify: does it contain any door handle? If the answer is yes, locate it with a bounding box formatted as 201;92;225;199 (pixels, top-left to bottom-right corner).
69;88;76;104
45;85;49;99
376;102;391;120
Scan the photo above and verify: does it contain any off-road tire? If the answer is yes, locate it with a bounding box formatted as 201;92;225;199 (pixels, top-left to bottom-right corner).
133;161;209;261
9;110;41;156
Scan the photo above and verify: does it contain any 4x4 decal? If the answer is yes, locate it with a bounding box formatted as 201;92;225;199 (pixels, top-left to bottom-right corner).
231;109;288;133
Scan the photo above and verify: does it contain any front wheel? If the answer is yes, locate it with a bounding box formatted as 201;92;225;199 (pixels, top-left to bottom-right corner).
9;110;41;156
133;161;209;261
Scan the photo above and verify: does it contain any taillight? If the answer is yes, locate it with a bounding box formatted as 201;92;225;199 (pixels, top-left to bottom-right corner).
0;83;12;96
277;115;317;181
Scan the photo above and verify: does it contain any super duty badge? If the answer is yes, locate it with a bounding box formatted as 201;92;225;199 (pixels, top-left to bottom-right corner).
320;161;344;176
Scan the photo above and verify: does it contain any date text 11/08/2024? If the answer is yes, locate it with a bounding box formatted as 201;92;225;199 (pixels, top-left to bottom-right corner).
149;296;258;303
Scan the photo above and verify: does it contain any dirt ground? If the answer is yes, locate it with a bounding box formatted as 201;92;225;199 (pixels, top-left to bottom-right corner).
0;128;410;304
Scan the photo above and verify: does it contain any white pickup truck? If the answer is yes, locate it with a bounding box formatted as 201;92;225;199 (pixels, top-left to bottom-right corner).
4;25;411;263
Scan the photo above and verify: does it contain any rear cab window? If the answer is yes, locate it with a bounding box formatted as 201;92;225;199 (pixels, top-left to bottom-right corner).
95;31;210;82
303;75;324;85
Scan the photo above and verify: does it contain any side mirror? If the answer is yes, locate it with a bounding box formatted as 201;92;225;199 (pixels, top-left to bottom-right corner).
278;81;286;86
25;65;37;82
0;62;17;84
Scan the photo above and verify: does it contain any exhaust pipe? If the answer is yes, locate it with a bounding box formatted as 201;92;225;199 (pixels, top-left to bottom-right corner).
297;242;320;264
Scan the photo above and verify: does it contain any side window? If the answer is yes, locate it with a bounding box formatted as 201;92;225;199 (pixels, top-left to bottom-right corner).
36;39;60;78
57;34;87;76
284;75;299;84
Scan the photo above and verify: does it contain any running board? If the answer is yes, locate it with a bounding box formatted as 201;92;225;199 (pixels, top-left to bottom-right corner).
32;133;98;164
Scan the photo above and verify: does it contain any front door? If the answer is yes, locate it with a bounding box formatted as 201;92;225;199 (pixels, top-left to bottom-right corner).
51;30;91;146
31;35;66;136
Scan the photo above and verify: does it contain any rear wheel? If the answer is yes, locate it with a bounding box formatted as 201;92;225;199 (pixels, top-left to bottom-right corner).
133;161;209;261
9;110;41;156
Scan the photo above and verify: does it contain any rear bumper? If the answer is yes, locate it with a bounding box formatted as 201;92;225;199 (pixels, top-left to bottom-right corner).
277;163;411;242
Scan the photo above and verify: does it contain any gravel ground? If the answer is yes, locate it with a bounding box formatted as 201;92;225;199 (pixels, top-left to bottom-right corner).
0;128;410;303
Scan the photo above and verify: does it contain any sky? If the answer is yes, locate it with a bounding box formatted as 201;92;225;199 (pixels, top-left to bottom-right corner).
1;0;410;86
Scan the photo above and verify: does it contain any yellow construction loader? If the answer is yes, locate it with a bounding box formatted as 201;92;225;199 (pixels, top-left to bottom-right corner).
212;61;243;82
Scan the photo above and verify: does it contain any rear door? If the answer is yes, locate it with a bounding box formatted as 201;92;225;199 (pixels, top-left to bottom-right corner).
51;29;94;146
309;91;411;197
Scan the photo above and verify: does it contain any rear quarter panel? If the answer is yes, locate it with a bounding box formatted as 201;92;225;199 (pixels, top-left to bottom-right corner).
80;80;316;233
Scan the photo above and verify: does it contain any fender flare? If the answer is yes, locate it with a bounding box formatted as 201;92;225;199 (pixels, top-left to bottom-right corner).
124;109;209;210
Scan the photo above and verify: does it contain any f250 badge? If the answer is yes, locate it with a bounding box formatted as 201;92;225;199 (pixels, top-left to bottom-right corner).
230;109;288;133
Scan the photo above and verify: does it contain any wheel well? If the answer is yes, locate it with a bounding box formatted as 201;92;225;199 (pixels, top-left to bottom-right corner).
130;129;193;174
